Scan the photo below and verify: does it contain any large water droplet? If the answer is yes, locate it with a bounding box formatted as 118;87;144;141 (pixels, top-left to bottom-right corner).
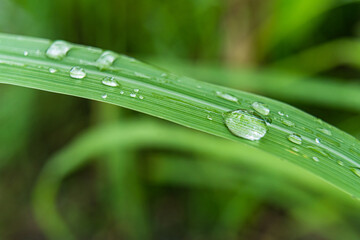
251;102;270;115
223;109;267;141
288;133;302;145
102;76;119;87
96;51;117;70
46;40;71;60
216;91;238;103
69;66;86;79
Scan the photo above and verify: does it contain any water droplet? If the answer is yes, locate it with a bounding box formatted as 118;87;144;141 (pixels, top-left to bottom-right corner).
134;72;151;79
134;89;139;93
317;128;332;136
291;147;299;152
315;138;321;144
46;40;71;60
120;91;124;95
207;115;213;120
280;118;295;127
312;156;320;162
278;111;284;116
130;93;136;98
251;102;270;115
49;68;57;73
96;51;117;70
337;160;344;166
350;168;360;177
101;93;107;99
216;91;238;103
69;66;86;79
23;51;29;56
288;134;302;145
139;95;144;100
102;76;119;87
223;109;268;141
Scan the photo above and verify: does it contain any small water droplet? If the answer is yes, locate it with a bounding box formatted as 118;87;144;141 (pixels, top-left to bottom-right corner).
251;102;270;115
130;93;136;98
207;115;213;120
134;72;151;79
312;156;320;162
101;93;107;99
120;91;124;95
315;138;321;144
288;133;302;145
139;95;144;100
317;128;332;136
350;168;360;177
69;66;86;79
216;91;238;103
23;51;29;56
280;118;295;127
102;76;119;87
223;109;268;141
134;89;139;93
46;40;71;60
278;111;284;116
96;51;117;70
291;147;299;152
49;68;57;73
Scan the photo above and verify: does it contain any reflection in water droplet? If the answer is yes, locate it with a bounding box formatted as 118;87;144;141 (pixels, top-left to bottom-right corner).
207;115;213;121
350;168;360;177
288;134;302;145
130;93;136;98
46;40;71;60
49;68;57;73
312;156;320;162
216;91;238;103
281;118;295;127
315;138;321;144
102;76;119;87
69;66;86;79
252;102;270;115
223;109;267;141
96;51;117;70
23;51;29;56
101;93;107;99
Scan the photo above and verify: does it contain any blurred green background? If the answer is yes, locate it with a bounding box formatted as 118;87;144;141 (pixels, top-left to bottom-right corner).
1;0;360;239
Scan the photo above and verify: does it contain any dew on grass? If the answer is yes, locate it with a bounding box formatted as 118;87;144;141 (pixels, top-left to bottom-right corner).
96;51;117;70
288;134;302;145
223;109;267;141
102;76;119;87
46;40;71;60
251;102;270;115
69;66;86;79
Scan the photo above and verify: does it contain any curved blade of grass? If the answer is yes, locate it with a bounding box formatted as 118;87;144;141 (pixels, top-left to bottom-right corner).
1;33;360;198
33;120;360;239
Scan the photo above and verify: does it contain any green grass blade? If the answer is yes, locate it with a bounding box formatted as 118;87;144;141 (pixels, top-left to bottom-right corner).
1;33;360;199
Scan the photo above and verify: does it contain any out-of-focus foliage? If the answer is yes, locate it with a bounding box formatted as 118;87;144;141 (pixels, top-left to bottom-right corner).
0;0;360;239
